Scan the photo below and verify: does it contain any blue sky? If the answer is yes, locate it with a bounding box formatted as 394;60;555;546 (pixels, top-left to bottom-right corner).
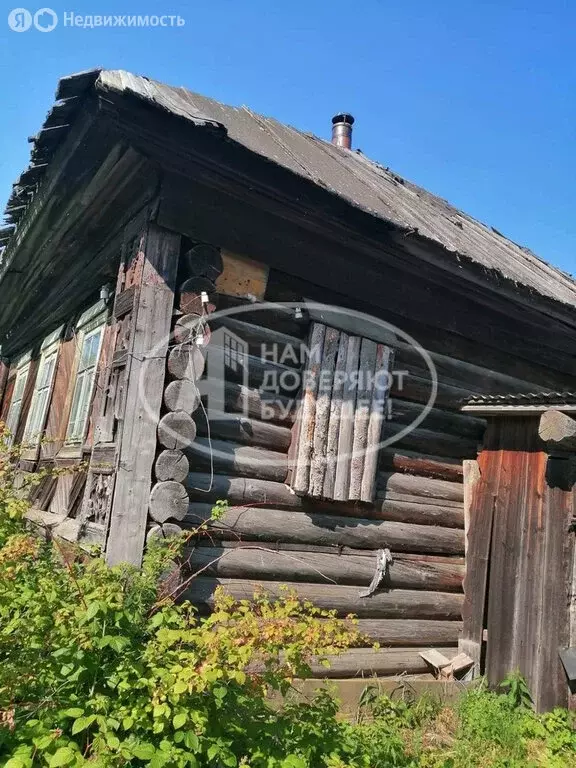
1;0;575;275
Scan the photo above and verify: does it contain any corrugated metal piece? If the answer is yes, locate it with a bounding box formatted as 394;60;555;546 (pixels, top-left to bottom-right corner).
3;68;576;309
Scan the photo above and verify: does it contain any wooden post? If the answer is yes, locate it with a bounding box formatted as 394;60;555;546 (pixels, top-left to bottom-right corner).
106;222;180;566
0;360;9;416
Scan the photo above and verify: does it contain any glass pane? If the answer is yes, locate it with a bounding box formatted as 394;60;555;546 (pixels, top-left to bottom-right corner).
66;372;86;441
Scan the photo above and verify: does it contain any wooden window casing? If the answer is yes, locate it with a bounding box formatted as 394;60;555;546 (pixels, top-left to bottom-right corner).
65;322;105;445
4;355;32;445
22;328;63;454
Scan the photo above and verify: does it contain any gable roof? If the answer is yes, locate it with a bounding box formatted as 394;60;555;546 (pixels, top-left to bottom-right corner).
2;67;576;309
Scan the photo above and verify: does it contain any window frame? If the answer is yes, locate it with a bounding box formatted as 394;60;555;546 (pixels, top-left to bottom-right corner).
64;313;106;447
4;353;32;446
22;328;63;449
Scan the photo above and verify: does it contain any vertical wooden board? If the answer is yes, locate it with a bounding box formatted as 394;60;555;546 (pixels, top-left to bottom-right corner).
360;344;393;503
323;332;349;499
333;336;361;501
534;479;573;711
0;361;8;412
461;420;502;675
41;337;77;460
49;473;75;516
348;338;377;500
309;327;339;497
106;222;180;567
292;323;326;494
0;370;15;424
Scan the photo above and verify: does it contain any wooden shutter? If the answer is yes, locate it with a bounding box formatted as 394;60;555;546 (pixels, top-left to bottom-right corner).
290;322;393;503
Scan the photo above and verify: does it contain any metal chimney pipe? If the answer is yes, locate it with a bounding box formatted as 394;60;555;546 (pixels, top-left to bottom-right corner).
331;113;355;149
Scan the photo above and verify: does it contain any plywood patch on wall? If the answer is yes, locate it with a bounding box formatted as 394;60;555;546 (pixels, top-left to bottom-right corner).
216;250;269;300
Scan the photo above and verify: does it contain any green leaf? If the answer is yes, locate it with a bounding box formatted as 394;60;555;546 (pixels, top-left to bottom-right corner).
184;732;199;751
49;748;76;767
173;712;187;729
61;708;84;718
5;759;26;768
85;601;100;620
132;743;156;760
71;714;96;734
207;745;220;761
122;716;134;730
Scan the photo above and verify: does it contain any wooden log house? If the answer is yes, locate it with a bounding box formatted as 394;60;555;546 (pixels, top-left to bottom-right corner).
1;69;576;700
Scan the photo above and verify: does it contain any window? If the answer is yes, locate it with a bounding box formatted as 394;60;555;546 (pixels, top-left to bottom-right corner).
22;332;61;446
4;359;31;445
66;324;104;444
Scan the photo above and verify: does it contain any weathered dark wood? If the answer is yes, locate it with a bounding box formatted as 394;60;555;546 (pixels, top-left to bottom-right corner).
354;619;462;647
390;398;485;440
377;472;464;503
173;313;207;345
185;577;463;619
538;409;576;452
158;411;197;450
210;315;303;368
195;412;292;452
182;243;223;281
106;223;180;566
361;344;393;502
0;361;9;412
383;421;478;460
187;546;464;591
163;380;201;413
307;647;458;678
149;481;189;523
349;338;378;500
147;522;183;541
185;438;288;483
185;472;462;527
155;449;190;482
323;332;349;498
334;336;361;500
167;344;205;381
223;382;296;425
185;504;465;555
310;326;340;496
292;323;326;494
380;449;463;483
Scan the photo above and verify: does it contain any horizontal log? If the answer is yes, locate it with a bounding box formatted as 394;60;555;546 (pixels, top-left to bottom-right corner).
185;439;288;483
194;412;292;452
380;449;463;482
158;411;197;450
215;294;308;338
185;577;463;619
155;450;190;482
187;546;464;591
353;619;462;647
390;398;485;440
184;504;465;555
384;422;477;460
223;382;296;425
378;472;464;503
203;539;465;564
209;347;298;394
147;522;183;541
307;647;458;678
211;316;303;368
185;472;462;527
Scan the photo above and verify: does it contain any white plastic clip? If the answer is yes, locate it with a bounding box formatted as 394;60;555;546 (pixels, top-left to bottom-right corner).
201;291;209;305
